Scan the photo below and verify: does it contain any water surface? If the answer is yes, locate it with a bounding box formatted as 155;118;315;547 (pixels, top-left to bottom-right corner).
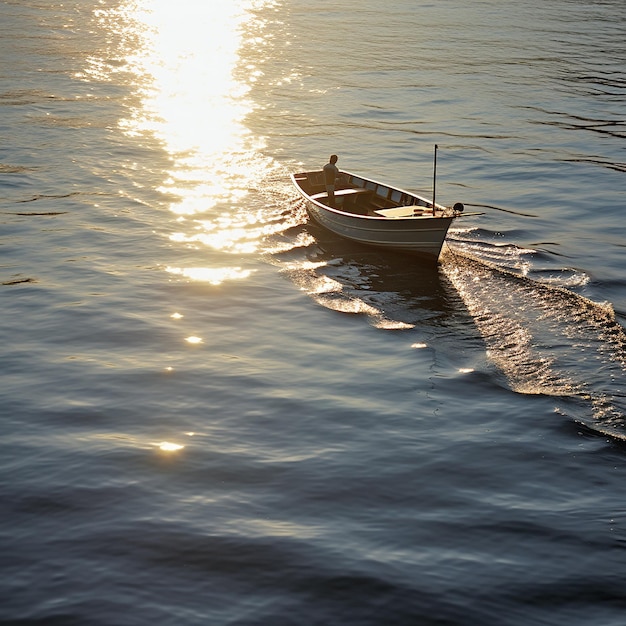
1;1;626;624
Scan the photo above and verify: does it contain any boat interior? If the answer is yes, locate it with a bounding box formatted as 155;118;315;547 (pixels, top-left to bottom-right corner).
293;170;438;218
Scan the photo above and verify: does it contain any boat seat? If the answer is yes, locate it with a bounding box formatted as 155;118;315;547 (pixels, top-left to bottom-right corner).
374;207;432;218
310;188;371;201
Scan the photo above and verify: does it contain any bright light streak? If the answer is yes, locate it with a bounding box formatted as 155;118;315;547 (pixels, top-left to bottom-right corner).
158;441;184;452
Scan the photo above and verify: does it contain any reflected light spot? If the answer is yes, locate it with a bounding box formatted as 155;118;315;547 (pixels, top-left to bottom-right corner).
167;265;252;285
159;441;184;452
169;208;284;254
263;231;316;255
411;343;428;349
299;261;329;271
312;295;379;316
374;320;415;330
311;276;342;295
185;336;203;344
171;312;183;319
459;368;475;374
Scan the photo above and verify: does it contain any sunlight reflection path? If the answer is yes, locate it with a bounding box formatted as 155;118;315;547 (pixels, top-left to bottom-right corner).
93;0;280;284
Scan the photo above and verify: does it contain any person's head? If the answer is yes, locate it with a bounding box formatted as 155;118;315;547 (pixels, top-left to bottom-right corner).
329;154;338;164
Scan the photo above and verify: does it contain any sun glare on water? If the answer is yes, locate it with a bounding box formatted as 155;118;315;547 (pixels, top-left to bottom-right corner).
125;3;256;162
158;441;184;452
90;0;278;283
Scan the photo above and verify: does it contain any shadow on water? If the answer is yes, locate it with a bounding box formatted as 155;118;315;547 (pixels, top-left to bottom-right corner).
270;217;459;330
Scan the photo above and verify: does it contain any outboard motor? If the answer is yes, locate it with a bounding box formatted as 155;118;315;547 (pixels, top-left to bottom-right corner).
453;202;464;213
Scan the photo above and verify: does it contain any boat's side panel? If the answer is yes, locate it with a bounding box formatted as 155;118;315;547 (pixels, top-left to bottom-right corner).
304;197;452;259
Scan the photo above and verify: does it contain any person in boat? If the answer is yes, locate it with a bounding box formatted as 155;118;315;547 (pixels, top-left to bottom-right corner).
323;154;340;207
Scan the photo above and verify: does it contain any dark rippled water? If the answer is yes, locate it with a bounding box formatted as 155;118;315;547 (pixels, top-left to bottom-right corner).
2;1;626;624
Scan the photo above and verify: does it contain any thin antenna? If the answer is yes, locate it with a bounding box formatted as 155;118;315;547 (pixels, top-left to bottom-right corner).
432;144;438;215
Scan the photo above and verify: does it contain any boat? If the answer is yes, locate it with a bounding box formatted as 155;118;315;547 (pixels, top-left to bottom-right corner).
291;155;465;263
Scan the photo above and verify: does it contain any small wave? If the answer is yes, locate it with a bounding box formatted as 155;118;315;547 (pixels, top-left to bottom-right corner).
444;234;536;276
5;211;68;216
445;234;591;291
0;163;38;174
14;191;112;204
2;277;36;286
563;158;626;173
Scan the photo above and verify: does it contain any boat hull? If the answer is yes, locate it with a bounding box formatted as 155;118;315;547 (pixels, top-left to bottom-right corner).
291;170;456;263
305;199;453;260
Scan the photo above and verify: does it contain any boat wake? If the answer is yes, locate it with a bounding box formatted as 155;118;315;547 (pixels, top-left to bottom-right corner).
257;169;626;439
442;237;626;440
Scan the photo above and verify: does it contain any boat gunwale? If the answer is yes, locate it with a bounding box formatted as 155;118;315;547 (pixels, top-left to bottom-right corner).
290;169;451;222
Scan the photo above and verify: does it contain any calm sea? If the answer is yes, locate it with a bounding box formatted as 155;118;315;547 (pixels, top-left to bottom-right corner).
1;1;625;624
